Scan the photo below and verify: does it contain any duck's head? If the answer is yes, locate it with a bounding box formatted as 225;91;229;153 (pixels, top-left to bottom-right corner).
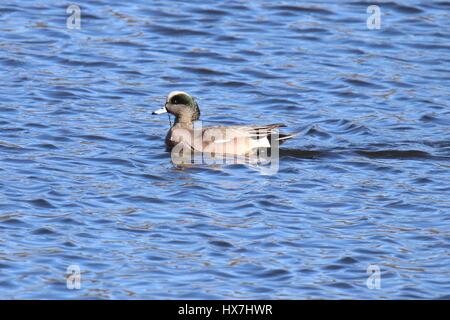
153;91;200;123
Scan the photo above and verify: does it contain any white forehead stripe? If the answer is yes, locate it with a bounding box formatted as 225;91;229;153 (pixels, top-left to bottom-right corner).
167;91;190;102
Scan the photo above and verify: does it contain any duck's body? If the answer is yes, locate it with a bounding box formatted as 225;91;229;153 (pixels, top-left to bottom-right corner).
153;91;296;156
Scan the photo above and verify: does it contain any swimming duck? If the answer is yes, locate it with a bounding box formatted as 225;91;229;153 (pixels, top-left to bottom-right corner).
152;91;296;156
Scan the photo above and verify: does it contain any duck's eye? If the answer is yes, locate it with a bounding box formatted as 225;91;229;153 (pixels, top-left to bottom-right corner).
171;97;180;104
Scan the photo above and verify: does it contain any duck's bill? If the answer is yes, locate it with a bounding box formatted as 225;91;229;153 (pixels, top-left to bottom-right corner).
152;107;167;115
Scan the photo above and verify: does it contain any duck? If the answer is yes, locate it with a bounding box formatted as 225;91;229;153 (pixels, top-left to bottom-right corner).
152;91;297;156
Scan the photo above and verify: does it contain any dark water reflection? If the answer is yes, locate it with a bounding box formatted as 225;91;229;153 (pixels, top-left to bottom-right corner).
0;1;449;299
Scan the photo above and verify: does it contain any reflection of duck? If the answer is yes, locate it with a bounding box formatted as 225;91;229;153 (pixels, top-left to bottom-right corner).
153;91;297;156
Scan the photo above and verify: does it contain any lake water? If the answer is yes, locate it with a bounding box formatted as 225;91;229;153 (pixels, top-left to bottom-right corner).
0;0;449;299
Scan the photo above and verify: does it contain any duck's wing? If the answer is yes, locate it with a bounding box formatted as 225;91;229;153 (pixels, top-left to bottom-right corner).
199;123;296;155
202;123;287;142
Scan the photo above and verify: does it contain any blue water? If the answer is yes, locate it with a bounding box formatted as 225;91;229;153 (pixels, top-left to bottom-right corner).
0;0;449;299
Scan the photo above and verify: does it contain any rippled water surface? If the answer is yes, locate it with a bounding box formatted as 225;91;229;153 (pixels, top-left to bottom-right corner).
1;0;449;299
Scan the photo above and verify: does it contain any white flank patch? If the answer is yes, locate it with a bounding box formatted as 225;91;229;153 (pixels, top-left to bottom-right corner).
252;137;271;148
